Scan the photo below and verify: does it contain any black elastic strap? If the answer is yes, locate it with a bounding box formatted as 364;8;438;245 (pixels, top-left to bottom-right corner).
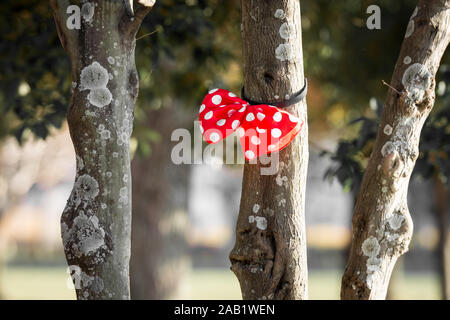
241;78;308;108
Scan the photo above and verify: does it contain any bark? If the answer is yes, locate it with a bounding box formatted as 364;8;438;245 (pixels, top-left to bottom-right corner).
229;0;308;300
50;0;154;300
130;104;191;299
434;176;450;299
341;0;450;300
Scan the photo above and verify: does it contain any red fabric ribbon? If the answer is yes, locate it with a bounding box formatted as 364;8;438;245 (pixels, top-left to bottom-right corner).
199;88;303;160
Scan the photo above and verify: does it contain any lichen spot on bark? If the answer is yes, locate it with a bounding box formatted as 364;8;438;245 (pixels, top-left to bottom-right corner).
64;211;106;260
381;141;395;157
361;236;382;289
75;174;99;202
80;61;113;108
402;63;432;102
98;125;111;140
274;9;286;20
88;87;113;108
362;236;380;257
81;2;95;23
118;187;129;207
248;215;268;230
383;125;393;135
275;43;294;62
255;217;267;230
387;213;405;231
76;155;84;171
80;62;109;90
279;23;294;40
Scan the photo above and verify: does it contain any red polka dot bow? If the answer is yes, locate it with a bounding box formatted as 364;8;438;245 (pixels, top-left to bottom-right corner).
199;89;303;160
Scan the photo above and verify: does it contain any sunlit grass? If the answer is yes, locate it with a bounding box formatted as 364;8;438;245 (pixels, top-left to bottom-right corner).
0;266;441;300
1;265;76;300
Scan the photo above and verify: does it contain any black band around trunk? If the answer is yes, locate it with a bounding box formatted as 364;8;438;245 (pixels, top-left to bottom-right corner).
241;78;308;108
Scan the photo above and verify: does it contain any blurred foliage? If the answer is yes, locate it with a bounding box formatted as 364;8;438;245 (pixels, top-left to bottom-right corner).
323;98;382;193
302;0;418;110
0;0;241;148
133;0;241;156
0;0;70;142
324;68;450;191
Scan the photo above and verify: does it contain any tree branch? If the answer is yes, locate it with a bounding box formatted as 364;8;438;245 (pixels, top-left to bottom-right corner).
121;0;156;37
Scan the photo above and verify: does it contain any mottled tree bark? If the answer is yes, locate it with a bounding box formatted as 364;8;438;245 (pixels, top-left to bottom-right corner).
229;0;308;300
130;105;191;299
50;0;155;300
341;0;450;300
434;176;450;299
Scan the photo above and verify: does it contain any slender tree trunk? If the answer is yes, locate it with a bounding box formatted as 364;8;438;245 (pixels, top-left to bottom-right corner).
341;0;450;300
434;176;450;299
229;0;308;300
51;0;154;300
130;104;191;299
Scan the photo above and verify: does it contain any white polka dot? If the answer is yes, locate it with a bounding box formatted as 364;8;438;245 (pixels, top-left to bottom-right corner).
268;144;276;151
217;119;226;126
204;111;213;120
273;112;282;122
232;120;240;129
211;95;222;105
246;113;255;121
271;128;282;138
228;109;236;117
199;104;205;113
228;92;236;97
239;106;246;112
257;112;266;121
209;88;219;94
238;128;245;137
245;150;255;160
251;136;261;145
256;127;266;133
199;125;204;133
210;132;220;142
289;114;299;123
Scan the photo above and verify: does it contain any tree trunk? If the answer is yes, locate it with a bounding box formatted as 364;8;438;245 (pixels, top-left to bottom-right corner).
130;104;191;299
50;0;154;300
434;176;450;299
341;0;450;300
229;0;309;300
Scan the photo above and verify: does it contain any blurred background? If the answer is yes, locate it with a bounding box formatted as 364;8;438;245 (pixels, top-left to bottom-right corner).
0;0;449;299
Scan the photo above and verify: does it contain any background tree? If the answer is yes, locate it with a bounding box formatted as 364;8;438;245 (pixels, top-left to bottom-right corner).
129;0;240;299
229;0;309;300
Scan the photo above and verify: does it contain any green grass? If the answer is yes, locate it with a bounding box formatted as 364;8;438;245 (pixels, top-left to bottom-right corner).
0;265;442;300
0;265;76;300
